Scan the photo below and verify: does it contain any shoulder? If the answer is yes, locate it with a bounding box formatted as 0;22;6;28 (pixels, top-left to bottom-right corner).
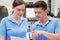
52;17;60;22
49;17;60;22
21;17;28;21
49;17;60;26
0;16;9;23
33;21;39;25
0;16;9;28
53;17;60;20
32;21;39;28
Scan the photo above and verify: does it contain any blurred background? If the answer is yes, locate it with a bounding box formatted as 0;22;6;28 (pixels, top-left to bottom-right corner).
0;0;60;26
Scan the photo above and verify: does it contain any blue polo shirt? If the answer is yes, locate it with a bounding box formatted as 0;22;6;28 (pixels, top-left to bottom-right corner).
0;16;28;40
32;17;60;40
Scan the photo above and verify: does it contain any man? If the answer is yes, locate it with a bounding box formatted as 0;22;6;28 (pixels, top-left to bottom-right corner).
32;1;60;40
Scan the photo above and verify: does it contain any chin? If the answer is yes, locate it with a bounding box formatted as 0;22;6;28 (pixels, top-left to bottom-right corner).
36;18;40;20
36;18;39;20
18;15;21;17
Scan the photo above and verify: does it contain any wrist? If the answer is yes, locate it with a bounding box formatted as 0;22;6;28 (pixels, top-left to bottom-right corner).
38;31;45;35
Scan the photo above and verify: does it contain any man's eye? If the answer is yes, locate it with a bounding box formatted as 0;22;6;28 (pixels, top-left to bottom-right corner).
17;9;21;11
38;12;41;13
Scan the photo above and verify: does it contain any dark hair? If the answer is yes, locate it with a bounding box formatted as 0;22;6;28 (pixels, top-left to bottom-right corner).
12;0;25;8
33;1;47;10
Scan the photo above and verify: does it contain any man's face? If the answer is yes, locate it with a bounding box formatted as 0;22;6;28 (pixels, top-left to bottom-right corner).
34;7;48;20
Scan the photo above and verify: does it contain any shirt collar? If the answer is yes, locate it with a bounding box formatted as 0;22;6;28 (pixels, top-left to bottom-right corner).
8;16;24;23
36;17;53;26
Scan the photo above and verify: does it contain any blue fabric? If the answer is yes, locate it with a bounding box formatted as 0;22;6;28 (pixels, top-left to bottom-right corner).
0;16;28;40
32;17;60;40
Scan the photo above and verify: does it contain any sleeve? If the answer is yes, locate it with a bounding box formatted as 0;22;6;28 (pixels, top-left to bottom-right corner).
0;18;6;37
31;24;36;31
55;20;60;33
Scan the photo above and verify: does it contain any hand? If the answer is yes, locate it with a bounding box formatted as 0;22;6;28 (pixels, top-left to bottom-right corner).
32;30;44;37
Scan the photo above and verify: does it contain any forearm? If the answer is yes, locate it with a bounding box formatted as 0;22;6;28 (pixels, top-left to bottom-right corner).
42;31;60;40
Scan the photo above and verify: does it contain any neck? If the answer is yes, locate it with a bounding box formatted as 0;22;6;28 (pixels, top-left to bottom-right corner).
11;14;21;20
40;16;49;26
11;14;21;23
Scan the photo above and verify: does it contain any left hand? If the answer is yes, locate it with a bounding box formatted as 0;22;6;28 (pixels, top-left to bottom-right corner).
32;30;44;37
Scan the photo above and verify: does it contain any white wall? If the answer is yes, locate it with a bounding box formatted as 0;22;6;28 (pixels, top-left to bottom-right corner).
1;0;60;16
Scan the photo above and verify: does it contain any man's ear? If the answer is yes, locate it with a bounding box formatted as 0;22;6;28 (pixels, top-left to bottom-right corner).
45;9;48;15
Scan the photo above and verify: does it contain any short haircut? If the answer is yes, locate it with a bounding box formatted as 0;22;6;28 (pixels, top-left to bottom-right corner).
33;1;47;10
12;0;25;8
